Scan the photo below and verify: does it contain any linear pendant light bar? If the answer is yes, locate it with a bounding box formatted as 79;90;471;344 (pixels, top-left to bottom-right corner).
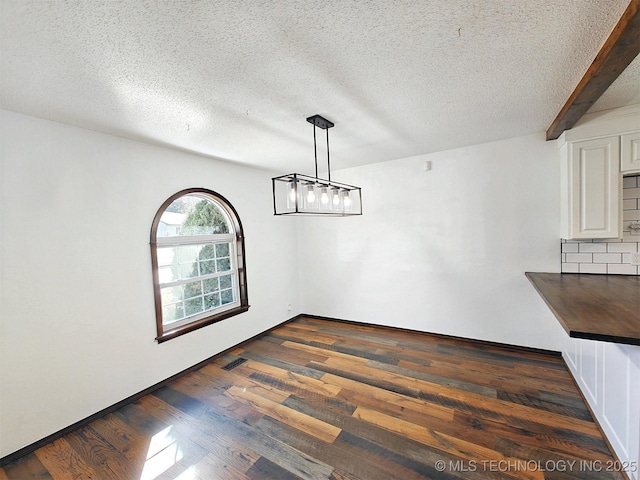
272;115;362;216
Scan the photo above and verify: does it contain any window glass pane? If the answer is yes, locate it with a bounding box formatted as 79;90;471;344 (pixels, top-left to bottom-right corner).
177;245;198;263
219;274;232;289
183;280;202;299
161;286;183;306
162;303;184;324
220;289;234;305
158;266;179;283
185;297;204;317
204;293;221;309
215;243;230;257
200;260;215;275
180;262;199;279
203;277;219;294
199;244;216;260
216;258;231;272
157;247;176;267
158;195;230;237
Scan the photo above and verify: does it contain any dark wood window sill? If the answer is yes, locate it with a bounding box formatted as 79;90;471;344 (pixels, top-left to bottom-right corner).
156;305;250;343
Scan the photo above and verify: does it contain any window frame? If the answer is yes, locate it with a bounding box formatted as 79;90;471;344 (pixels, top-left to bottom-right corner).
150;188;249;343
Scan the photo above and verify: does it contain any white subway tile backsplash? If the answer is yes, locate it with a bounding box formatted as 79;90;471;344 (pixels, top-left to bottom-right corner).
593;237;620;243
569;239;640;273
579;263;607;274
593;253;622;264
578;243;607;252
560;174;639;275
623;176;638;188
607;243;638;253
565;253;593;263
624;210;640;221
562;263;580;273
608;264;639;275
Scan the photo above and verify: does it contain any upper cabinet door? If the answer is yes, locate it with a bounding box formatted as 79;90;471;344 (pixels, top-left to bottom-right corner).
562;136;621;239
621;132;640;173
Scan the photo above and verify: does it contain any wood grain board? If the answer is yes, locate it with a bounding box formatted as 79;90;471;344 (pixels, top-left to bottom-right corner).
526;272;640;345
0;317;629;479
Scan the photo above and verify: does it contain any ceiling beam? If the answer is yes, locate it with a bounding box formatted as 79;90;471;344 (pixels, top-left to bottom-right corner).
546;0;640;140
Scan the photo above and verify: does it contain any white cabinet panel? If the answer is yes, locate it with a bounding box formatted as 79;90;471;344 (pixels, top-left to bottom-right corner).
561;136;621;239
579;338;599;406
602;343;632;458
622;132;640;174
564;337;640;480
564;335;578;372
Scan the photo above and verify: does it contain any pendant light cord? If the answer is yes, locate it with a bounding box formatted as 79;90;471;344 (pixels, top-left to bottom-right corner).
313;124;318;179
310;116;333;182
326;127;331;182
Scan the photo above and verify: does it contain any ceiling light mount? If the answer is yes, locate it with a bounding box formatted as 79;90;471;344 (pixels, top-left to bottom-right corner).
306;114;334;130
272;114;362;216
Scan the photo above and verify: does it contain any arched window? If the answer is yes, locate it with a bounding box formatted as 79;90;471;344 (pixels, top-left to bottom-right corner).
150;188;249;342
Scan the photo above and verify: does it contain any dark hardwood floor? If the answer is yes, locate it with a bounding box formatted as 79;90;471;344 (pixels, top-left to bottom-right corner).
0;317;627;479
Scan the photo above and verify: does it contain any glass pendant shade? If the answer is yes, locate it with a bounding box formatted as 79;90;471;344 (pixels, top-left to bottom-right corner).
332;188;341;206
286;180;297;208
272;173;362;215
304;183;317;209
288;182;296;201
272;114;363;216
342;190;352;211
320;188;329;204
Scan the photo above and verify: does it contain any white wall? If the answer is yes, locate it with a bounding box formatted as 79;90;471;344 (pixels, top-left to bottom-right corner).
0;110;301;457
298;132;566;350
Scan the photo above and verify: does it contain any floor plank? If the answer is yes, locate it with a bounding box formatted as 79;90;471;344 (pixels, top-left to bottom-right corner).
0;317;625;479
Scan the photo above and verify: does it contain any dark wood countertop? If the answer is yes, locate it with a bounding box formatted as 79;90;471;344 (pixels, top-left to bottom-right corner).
526;272;640;346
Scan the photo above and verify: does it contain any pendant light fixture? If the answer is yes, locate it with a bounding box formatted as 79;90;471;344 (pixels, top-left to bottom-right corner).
272;115;362;216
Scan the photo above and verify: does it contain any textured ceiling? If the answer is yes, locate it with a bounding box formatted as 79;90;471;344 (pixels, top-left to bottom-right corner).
1;0;639;173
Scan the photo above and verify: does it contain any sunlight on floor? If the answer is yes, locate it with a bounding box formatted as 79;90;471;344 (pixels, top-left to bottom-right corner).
174;466;200;479
140;425;185;480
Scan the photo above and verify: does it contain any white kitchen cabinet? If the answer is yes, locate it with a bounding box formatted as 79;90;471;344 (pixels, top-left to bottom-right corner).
621;132;640;173
560;136;621;239
563;337;640;480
